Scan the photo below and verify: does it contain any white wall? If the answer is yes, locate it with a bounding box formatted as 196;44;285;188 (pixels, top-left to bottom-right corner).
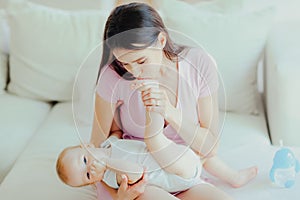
0;0;115;10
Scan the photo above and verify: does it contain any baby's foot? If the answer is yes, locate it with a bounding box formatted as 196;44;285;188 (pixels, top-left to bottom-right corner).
230;166;258;188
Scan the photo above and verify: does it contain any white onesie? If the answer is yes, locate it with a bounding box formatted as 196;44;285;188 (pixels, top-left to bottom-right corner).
102;139;204;193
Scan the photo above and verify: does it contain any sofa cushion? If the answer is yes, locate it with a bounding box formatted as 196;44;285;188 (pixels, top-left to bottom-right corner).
203;143;300;200
0;52;8;94
0;9;9;54
0;9;8;93
273;0;300;23
0;99;271;199
0;102;95;199
264;20;300;147
6;0;108;102
0;93;51;183
218;96;270;155
155;0;274;114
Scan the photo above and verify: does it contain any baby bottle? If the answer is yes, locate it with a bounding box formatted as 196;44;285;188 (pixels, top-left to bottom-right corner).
270;141;300;188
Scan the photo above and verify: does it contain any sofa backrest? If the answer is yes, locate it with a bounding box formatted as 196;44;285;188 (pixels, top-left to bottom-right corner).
2;0;295;118
4;1;110;102
154;0;276;115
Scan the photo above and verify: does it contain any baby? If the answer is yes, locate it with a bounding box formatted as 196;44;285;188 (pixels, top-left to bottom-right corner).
57;94;258;192
56;139;203;193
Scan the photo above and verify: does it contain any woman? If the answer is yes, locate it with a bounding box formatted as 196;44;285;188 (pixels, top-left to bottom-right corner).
90;3;257;200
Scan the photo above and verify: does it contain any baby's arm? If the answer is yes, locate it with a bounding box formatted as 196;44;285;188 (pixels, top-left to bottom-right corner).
144;111;200;179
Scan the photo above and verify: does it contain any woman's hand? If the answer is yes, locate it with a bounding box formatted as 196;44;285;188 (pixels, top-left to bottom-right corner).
116;173;147;200
137;81;174;118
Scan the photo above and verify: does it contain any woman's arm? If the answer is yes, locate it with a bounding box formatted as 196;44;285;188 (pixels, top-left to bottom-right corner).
139;82;219;158
90;94;118;147
109;106;124;139
91;94;146;200
166;93;220;158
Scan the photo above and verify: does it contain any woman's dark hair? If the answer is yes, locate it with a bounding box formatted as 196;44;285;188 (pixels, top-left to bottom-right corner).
97;2;184;81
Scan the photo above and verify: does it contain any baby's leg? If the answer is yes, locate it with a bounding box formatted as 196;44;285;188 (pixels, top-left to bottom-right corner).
144;112;199;179
203;155;258;188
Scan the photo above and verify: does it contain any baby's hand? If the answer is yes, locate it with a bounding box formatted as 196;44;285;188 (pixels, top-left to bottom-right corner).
91;160;106;181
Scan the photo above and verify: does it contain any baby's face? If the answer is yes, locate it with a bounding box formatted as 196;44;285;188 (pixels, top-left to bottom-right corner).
63;147;105;187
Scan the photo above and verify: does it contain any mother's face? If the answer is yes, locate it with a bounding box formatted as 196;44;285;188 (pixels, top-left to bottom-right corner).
112;33;167;80
113;46;164;79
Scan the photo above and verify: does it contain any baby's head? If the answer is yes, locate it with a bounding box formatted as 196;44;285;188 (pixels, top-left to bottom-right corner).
56;145;104;187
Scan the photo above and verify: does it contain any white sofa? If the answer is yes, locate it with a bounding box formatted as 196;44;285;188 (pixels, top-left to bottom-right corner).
0;0;300;200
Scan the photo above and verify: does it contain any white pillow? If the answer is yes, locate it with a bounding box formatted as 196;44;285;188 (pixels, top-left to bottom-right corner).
72;44;102;126
7;0;109;101
155;0;275;114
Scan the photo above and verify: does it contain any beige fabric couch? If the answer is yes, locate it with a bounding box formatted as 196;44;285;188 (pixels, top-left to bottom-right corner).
0;0;299;199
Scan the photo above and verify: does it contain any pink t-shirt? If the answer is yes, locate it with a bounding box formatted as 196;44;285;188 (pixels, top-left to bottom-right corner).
96;47;219;145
